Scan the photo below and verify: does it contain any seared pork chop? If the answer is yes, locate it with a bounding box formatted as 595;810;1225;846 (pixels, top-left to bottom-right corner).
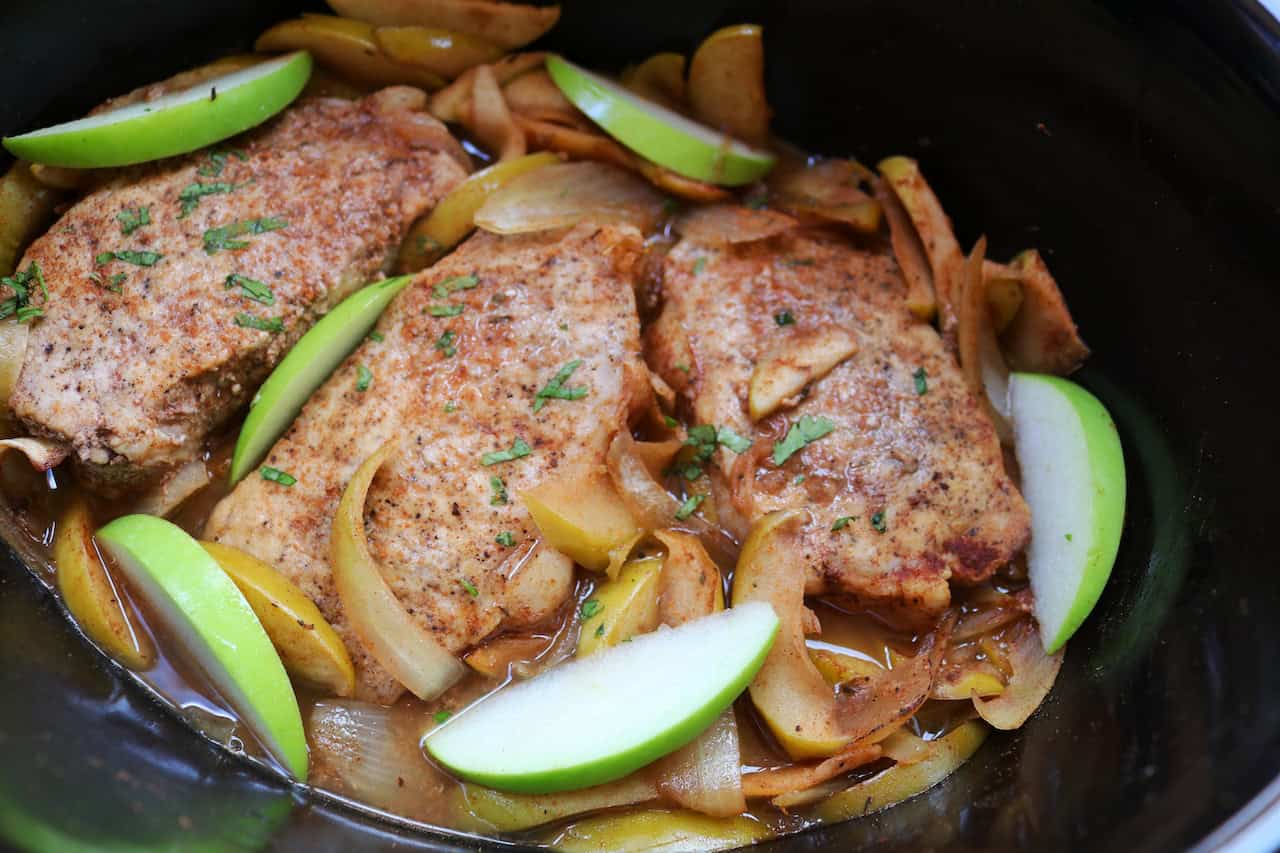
205;223;649;702
647;224;1029;625
8;88;468;494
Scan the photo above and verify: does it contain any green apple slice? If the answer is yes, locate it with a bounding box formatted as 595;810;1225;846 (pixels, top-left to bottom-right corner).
424;601;779;794
228;275;412;484
1009;373;1126;653
3;51;312;168
545;55;775;187
94;514;307;780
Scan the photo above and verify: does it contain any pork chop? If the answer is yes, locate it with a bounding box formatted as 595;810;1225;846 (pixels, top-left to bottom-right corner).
205;223;649;702
7;87;469;494
647;224;1029;625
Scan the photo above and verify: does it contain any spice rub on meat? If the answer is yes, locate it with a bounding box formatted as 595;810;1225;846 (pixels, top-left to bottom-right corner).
646;223;1030;625
205;223;650;702
8;87;469;494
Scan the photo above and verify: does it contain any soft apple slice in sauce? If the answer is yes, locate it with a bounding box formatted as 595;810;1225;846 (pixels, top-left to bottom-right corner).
545;55;775;186
3;52;312;168
424;602;779;794
95;514;307;780
1009;373;1125;653
229;275;412;484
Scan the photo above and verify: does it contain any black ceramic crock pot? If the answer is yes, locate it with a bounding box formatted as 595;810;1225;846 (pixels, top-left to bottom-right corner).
2;1;1279;850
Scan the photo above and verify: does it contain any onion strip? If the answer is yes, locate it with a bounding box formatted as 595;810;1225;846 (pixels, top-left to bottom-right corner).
973;618;1063;729
331;438;466;700
0;437;68;471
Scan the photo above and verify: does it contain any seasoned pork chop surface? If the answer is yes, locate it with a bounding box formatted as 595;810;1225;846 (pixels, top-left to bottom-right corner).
8;88;468;494
206;224;648;702
647;224;1029;624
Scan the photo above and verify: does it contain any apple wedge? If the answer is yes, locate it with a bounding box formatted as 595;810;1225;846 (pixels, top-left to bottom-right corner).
95;514;307;780
1009;373;1125;653
4;52;312;168
545;55;775;186
228;274;412;484
424;601;778;794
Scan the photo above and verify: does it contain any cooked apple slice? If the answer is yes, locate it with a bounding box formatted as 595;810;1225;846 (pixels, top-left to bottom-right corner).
201;541;356;697
229;275;412;484
687;24;770;146
546;55;775;187
748;325;857;421
94;514;307;780
3;52;312;168
327;0;561;50
1009;373;1125;652
373;25;505;78
424;602;778;793
257;16;444;90
53;498;155;670
551;808;771;852
576;556;662;657
521;467;641;572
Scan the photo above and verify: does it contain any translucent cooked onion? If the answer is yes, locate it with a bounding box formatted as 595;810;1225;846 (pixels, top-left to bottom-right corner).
974;618;1063;730
874;177;935;321
464;64;526;162
741;741;883;800
430;52;548;122
1001;249;1091;375
474;161;666;235
0;437;68;471
331;438;466;700
132;458;210;518
768;156;880;234
956;237;1013;442
656;709;745;817
675;204;797;246
502;69;586;127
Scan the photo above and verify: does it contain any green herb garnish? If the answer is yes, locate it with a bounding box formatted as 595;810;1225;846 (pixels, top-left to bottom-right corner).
692;257;707;275
178;181;250;218
533;359;588;412
913;367;928;395
433;711;452;724
595;623;606;638
460;578;479;598
782;257;815;268
428;303;465;318
675;362;691;374
434;329;457;357
772;414;836;465
481;437;532;466
0;262;48;323
675;494;705;521
117;206;150;235
832;516;855;531
234;313;284;333
260;466;296;486
198;147;248;178
203;216;287;254
774;310;796;326
96;250;162;267
663;415;679;429
444;401;457;413
871;511;887;533
224;273;274;305
355;364;372;392
489;475;508;506
580;600;602;620
432;274;478;299
368;330;384;343
495;531;516;547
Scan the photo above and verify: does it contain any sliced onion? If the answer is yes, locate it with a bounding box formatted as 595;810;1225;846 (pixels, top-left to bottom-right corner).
331;439;466;700
132;458;210;518
743;741;882;801
810;720;988;820
974;617;1063;730
463;635;551;679
474;161;665;235
464;64;525;162
655;709;745;817
502;69;586;127
675;204;797;246
0;437;68;471
652;529;722;627
1002;249;1091;375
767;156;880;233
956;237;1013;443
430;52;548;122
874;177;935;321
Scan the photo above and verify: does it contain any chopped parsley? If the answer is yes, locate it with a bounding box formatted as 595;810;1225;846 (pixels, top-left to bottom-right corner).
117;206;150;235
675;493;705;521
0;262;49;324
692;257;707;275
224;273;274;305
715;426;753;454
444;401;457;413
677;424;752;481
198;147;248;178
355;364;372;392
913;367;928;395
260;466;296;486
104;273;126;293
595;623;606;638
675;362;691;374
1065;532;1074;542
96;249;162;267
432;274;478;299
178;180;250;218
495;531;516;547
202;216;287;254
533;359;588;412
793;474;807;485
460;578;479;598
782;257;815;268
871;511;887;533
774;310;796;326
489;475;508;506
428;303;465;318
663;415;679;429
580;599;602;620
368;330;384;343
772;414;836;465
481;437;532;466
434;329;457;357
432;711;452;724
234;313;284;333
831;515;855;531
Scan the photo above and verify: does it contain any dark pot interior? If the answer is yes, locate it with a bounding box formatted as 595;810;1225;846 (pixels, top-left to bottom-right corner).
1;1;1279;850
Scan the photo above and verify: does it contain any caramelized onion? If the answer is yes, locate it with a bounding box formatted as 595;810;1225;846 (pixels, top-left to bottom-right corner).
464;64;526;162
1002;249;1091;375
656;709;746;817
0;437;68;471
742;741;882;800
956;237;1013;443
874;177;935;321
474;161;665;235
430;52;548;122
331;438;466;700
675;204;797;246
973;618;1063;729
